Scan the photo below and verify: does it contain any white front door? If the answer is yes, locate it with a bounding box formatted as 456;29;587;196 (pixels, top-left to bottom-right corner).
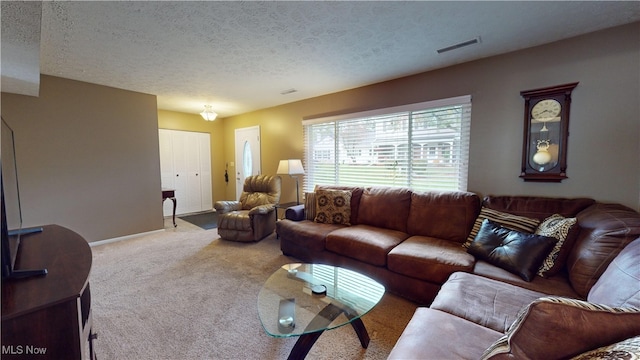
234;126;261;200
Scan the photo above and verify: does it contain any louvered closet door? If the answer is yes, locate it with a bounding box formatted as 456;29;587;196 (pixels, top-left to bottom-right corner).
175;130;199;214
159;129;212;216
159;129;175;208
197;133;213;210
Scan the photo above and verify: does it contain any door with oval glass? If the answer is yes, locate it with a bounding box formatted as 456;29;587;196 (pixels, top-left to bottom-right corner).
234;126;261;200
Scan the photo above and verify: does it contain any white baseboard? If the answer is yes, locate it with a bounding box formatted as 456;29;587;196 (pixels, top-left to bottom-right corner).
89;229;165;247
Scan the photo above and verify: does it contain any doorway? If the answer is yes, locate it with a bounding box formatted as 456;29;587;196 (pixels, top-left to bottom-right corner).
234;126;261;200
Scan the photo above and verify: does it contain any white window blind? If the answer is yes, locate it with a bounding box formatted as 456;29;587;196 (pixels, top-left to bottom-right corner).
310;265;383;310
302;95;471;192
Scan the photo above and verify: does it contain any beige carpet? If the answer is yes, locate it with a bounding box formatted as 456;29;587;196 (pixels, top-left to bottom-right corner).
90;219;418;359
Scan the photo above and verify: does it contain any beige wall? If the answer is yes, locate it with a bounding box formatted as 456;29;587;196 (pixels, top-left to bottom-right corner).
219;105;308;203
1;75;162;241
157;110;226;204
1;23;637;244
221;22;640;210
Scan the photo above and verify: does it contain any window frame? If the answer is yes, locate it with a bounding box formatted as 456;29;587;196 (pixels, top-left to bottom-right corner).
302;95;472;193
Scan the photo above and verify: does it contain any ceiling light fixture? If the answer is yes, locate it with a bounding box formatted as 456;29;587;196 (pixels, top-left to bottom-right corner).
437;37;481;54
200;105;217;121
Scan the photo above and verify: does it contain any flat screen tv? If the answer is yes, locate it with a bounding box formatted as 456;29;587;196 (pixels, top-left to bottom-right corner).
1;116;46;280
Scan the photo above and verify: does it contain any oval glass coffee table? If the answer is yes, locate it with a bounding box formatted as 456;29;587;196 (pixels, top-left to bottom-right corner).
258;263;385;360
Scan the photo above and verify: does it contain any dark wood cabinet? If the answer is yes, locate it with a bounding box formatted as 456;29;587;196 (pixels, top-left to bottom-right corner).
1;225;96;359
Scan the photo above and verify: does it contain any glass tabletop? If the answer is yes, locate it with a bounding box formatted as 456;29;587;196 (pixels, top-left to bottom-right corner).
257;263;385;338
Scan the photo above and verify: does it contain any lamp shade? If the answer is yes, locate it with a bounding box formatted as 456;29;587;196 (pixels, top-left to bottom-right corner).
277;159;305;175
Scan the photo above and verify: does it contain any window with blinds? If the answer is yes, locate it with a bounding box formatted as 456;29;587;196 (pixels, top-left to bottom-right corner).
302;95;471;192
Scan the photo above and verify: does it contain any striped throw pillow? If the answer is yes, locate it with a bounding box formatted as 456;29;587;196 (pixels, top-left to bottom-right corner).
464;207;540;248
304;192;316;221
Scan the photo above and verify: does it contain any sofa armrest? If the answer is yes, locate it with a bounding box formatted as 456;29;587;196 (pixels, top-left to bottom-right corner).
284;204;306;221
482;297;640;360
248;204;275;215
567;203;640;297
214;201;242;214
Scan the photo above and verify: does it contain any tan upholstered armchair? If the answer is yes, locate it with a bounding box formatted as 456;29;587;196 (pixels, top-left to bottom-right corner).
214;175;281;242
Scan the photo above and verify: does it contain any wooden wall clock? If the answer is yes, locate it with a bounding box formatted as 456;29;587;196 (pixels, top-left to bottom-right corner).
520;82;578;182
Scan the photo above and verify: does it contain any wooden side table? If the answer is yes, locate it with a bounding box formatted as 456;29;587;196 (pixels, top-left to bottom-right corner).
274;202;299;239
275;202;300;221
162;188;177;227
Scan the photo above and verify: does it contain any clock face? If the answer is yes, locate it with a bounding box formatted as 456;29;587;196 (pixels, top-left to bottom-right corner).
531;99;561;120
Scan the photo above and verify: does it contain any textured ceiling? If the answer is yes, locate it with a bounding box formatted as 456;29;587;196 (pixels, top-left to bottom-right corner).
1;1;41;96
3;1;640;117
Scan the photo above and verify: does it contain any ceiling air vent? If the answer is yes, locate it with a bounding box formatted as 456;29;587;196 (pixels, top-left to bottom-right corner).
437;37;481;54
280;88;298;95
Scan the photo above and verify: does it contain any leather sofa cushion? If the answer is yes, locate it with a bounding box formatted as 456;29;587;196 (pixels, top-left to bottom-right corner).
239;175;281;209
218;211;251;231
431;272;546;333
388;236;475;283
483;195;595;220
567;203;640;297
275;219;343;252
406;190;480;242
357;187;411;233
217;209;277;242
388;308;502;360
588;237;640;307
325;224;409;266
473;260;580;298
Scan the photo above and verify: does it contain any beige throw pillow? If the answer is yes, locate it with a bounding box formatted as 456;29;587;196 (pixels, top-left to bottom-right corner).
535;214;579;277
314;189;352;225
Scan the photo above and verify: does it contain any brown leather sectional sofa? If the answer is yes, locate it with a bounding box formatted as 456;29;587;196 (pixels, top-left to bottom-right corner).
276;185;640;358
